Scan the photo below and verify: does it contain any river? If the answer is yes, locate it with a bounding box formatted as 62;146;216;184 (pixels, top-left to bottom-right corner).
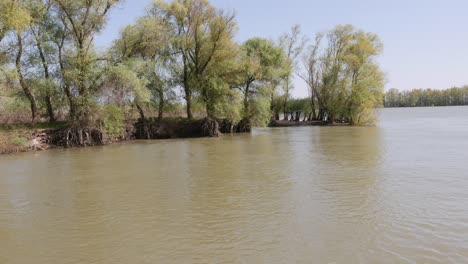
1;106;468;263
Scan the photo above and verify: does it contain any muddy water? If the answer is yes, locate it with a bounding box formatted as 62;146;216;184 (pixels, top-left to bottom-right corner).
1;106;468;263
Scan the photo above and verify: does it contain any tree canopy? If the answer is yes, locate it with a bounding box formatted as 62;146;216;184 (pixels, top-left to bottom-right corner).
0;0;386;132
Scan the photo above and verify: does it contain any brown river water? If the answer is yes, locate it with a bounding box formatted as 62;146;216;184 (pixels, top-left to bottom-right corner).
1;106;468;263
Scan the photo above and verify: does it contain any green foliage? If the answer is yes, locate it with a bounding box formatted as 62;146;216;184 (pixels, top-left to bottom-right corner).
242;38;285;81
54;0;122;124
1;0;387;131
203;76;243;123
236;38;285;124
278;25;308;117
101;105;125;138
248;96;271;126
102;62;150;106
0;0;31;39
152;0;238;119
384;86;468;107
11;136;28;146
287;98;309;113
300;25;384;125
0;88;31;124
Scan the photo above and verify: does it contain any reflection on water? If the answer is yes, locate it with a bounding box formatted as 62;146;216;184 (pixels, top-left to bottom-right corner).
1;106;468;263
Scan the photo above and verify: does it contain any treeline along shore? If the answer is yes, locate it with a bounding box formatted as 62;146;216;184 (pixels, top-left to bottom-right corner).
384;86;468;108
0;0;385;154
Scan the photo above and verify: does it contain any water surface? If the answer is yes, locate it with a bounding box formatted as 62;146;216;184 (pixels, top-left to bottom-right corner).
1;106;468;263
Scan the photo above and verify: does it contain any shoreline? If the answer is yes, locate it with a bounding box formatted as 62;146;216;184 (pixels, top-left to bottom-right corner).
0;118;250;155
0;118;352;155
268;120;350;127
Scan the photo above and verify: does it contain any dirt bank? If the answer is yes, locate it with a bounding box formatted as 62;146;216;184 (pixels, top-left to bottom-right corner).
0;118;251;155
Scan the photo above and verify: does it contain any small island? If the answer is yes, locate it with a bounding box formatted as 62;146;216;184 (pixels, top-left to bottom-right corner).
1;0;384;154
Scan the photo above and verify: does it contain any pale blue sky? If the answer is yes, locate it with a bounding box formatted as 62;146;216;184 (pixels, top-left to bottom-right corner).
95;0;468;98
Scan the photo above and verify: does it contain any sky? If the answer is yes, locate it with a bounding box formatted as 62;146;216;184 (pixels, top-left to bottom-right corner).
95;0;468;98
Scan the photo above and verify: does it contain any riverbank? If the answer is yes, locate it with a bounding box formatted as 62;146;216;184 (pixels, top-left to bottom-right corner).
0;118;356;155
0;118;251;155
0;122;67;155
269;120;350;127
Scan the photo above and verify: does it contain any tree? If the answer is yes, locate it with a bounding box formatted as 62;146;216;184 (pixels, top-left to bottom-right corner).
300;25;384;125
111;14;172;121
236;37;285;125
237;38;285;123
15;30;38;123
344;29;384;124
153;0;237;120
100;62;150;115
53;0;121;125
384;86;468;108
279;24;307;120
0;1;37;123
28;0;58;122
384;88;400;107
299;34;323;120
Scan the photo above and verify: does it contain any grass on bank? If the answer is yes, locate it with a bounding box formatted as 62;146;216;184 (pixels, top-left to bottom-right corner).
0;121;68;154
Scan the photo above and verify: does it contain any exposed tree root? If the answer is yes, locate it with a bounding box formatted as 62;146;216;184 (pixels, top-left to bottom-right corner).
201;117;220;137
50;126;103;148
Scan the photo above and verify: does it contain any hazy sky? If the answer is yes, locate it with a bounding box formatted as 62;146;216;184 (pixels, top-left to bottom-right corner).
95;0;468;98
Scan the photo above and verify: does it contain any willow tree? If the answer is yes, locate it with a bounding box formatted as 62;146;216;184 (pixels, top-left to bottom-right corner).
344;30;384;124
0;1;37;122
153;0;238;121
53;0;121;125
279;24;307;120
0;0;30;68
301;25;384;125
15;29;39;123
99;62;150;137
111;14;172;121
27;0;59;122
299;34;323;121
236;37;285;126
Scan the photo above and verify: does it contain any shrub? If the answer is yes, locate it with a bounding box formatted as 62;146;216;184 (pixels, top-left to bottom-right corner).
11;136;28;146
101;105;125;139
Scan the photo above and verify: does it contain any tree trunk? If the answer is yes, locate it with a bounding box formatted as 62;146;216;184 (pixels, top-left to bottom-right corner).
136;103;148;139
283;79;290;120
243;84;250;117
16;33;37;123
136;103;145;120
185;87;193;119
45;97;55;122
64;85;75;119
183;56;193;119
58;39;75;119
328;113;335;124
158;102;164;122
201;117;220;137
318;109;325;121
310;97;317;120
157;86;165;122
34;32;56;122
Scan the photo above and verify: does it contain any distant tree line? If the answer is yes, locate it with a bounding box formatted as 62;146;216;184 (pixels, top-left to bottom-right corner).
0;0;385;138
384;86;468;107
